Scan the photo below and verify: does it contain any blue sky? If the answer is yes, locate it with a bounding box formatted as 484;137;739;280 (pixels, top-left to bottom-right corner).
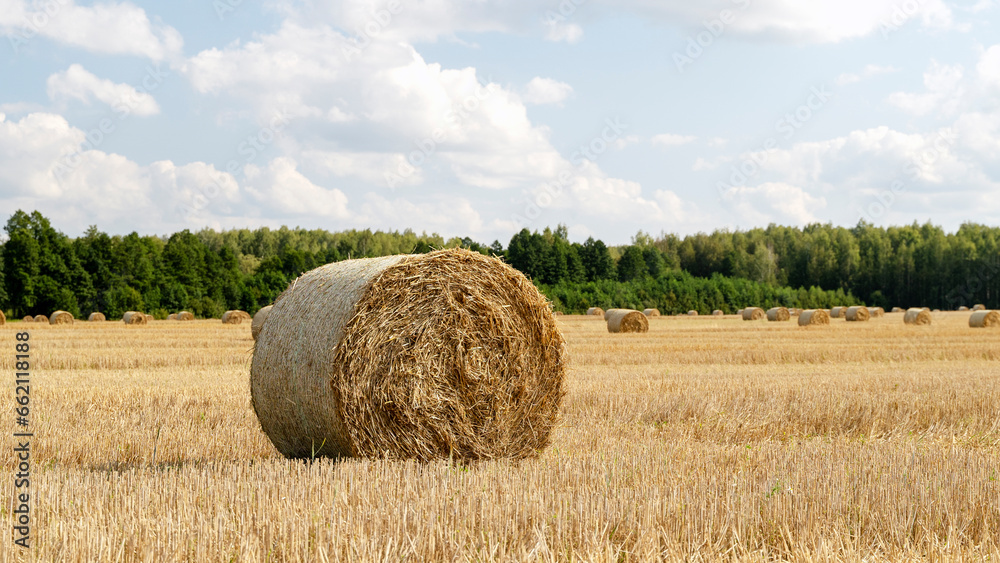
1;0;998;244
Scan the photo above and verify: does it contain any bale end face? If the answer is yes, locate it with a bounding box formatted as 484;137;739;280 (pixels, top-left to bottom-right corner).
845;306;870;322
642;308;661;317
973;304;987;311
22;316;33;322
0;311;4;325
687;310;699;316
798;309;830;326
251;305;273;341
122;311;147;325
33;314;48;323
586;307;604;317
766;307;790;322
49;311;74;325
904;308;932;326
742;307;765;321
606;309;649;333
869;307;885;318
712;310;724;316
177;311;195;321
222;310;252;325
969;310;1000;328
830;307;846;318
87;312;106;322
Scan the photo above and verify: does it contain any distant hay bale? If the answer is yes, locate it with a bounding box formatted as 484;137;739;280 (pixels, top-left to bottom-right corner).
144;314;154;322
122;311;147;325
687;310;698;316
167;313;177;320
176;311;194;321
958;306;969;312
742;307;765;321
552;311;563;316
0;311;4;326
88;312;105;322
642;308;661;317
891;307;905;313
973;304;986;311
969;310;1000;328
713;310;724;316
49;311;74;325
22;316;32;322
845;306;870;322
904;307;932;326
250;249;565;461
251;305;273;341
606;309;649;333
221;310;252;325
798;309;830;326
766;307;790;322
736;309;744;317
33;314;47;323
586;307;604;317
869;307;885;318
830;307;846;318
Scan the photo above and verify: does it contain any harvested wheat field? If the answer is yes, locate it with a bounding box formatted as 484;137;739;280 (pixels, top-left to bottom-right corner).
1;311;998;561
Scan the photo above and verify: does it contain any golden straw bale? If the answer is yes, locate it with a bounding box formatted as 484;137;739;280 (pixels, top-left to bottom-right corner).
830;306;847;318
88;312;105;322
742;307;765;321
0;310;4;325
869;307;885;317
766;307;790;322
167;313;177;320
891;307;904;313
687;310;698;316
712;310;724;316
958;306;969;312
845;306;870;322
176;311;194;321
973;304;986;311
798;309;830;326
22;316;32;322
586;307;604;317
606;309;649;333
969;310;1000;328
904;307;932;326
49;311;74;325
642;308;661;317
251;305;273;341
122;311;147;325
221;310;252;325
33;314;47;323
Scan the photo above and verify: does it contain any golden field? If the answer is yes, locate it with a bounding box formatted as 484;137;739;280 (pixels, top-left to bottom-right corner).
1;311;998;561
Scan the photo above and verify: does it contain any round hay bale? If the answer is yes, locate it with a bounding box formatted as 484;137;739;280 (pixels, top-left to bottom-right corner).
958;306;969;312
49;311;74;325
742;307;765;321
891;307;904;313
712;310;724;316
687;310;698;316
845;306;870;322
33;314;47;323
0;310;4;326
22;316;33;322
221;310;252;325
830;306;846;318
250;249;566;461
798;309;830;326
88;312;106;322
969;310;1000;328
167;313;177;320
736;308;744;317
642;308;661;317
176;311;194;321
973;304;986;311
144;314;154;322
552;311;563;316
869;307;885;318
586;307;604;317
766;307;790;322
122;311;147;325
904;307;932;326
251;305;273;341
606;309;649;333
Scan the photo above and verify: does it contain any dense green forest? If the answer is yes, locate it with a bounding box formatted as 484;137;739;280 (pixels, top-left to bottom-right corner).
1;210;996;319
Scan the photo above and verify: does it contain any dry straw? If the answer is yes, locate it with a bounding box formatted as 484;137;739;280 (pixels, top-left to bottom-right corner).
891;307;905;313
973;304;987;311
969;310;1000;328
869;307;885;318
177;311;194;321
766;307;789;322
49;311;74;325
904;307;932;326
221;310;252;325
830;306;846;318
959;306;970;312
144;314;154;322
0;310;4;326
798;309;830;326
122;312;147;325
712;310;724;316
167;314;177;320
642;308;661;317
845;306;870;322
736;308;744;317
687;310;699;316
586;307;604;317
251;305;272;341
606;309;649;333
33;314;48;323
250;249;566;461
88;312;105;322
22;316;32;322
742;307;765;321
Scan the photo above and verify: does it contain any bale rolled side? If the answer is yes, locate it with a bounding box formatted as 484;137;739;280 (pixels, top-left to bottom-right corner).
642;308;661;317
0;311;4;326
33;314;47;323
736;309;744;317
607;309;649;333
958;306;970;312
904;307;932;326
742;307;765;321
969;310;1000;328
869;307;885;318
177;311;194;321
88;312;106;322
167;313;177;320
845;306;870;322
251;305;272;341
830;307;846;318
22;316;32;322
712;310;724;316
122;311;147;325
973;304;987;311
766;307;790;322
687;310;699;316
891;307;904;313
49;311;74;325
221;310;252;325
586;307;604;317
798;309;830;326
250;249;566;461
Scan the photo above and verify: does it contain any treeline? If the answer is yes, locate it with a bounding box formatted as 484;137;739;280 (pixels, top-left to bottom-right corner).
0;210;995;319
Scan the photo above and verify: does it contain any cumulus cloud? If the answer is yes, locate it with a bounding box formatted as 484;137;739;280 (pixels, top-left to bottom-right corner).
521;77;573;106
887;61;965;116
836;64;900;86
47;64;160;116
652;133;697;147
722;182;826;225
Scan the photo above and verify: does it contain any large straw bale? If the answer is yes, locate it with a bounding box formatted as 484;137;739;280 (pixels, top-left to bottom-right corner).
958;306;970;312
0;311;4;325
687;310;698;316
167;313;177;320
586;307;604;317
973;304;987;311
869;307;885;318
742;307;765;321
251;305;272;341
177;311;194;321
712;310;724;316
33;314;47;323
88;312;106;322
22;316;32;322
766;307;790;322
830;306;846;318
122;311;147;325
798;309;830;326
250;249;565;461
845;306;870;322
642;308;661;317
904;307;932;326
49;311;74;325
969;310;1000;328
606;309;649;333
221;310;252;325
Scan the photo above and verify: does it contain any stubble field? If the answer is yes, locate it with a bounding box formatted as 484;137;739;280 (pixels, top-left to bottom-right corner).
0;312;998;561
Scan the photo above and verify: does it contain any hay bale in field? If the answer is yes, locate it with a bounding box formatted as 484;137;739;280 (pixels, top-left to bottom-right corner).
49;310;74;325
88;312;106;322
176;311;194;321
122;311;147;325
798;309;830;326
736;308;744;317
845;306;870;322
891;307;904;313
642;308;661;317
221;310;252;325
869;307;885;318
586;307;604;317
830;306;846;318
904;307;932;326
0;310;4;325
958;306;969;312
144;314;154;322
713;310;724;316
22;316;32;322
973;304;986;311
251;305;272;341
766;307;790;322
33;314;47;323
969;310;1000;328
167;313;177;320
687;310;698;316
250;249;565;461
606;309;649;333
552;311;563;316
742;307;765;321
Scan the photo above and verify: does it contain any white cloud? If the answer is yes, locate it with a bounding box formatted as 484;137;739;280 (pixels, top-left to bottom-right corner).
978;45;1000;91
1;1;183;61
652;133;697;147
723;182;826;225
521;77;573;106
243;157;349;218
544;20;583;43
47;64;160;116
887;61;965;116
836;64;900;86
